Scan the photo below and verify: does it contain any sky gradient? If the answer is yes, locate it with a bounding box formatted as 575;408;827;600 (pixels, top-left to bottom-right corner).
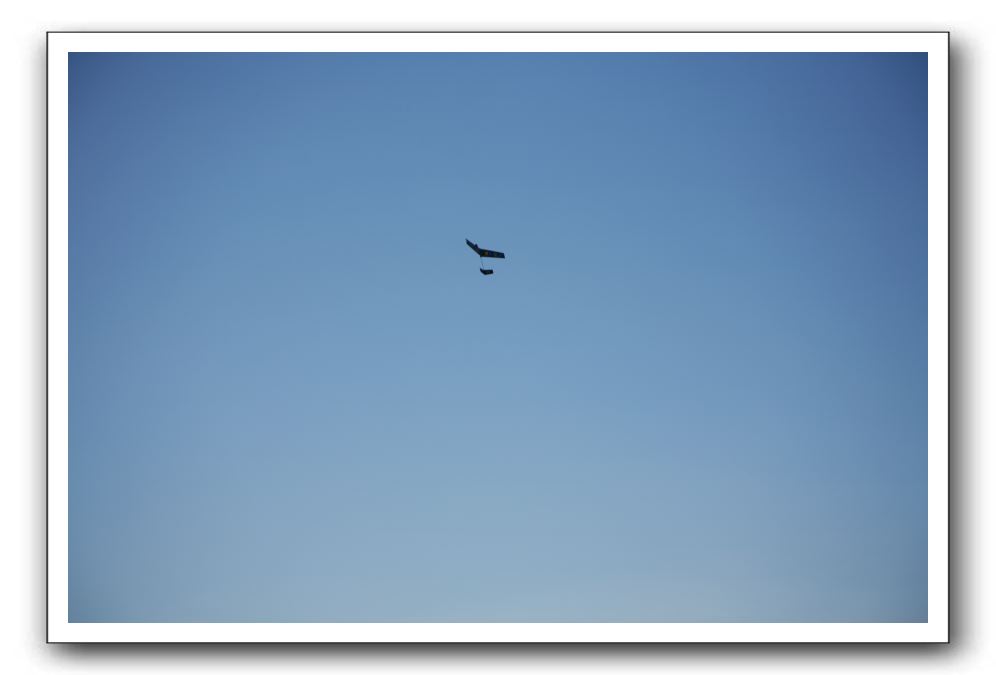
69;52;928;622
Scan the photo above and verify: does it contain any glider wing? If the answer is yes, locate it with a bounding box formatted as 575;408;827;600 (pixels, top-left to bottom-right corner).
466;239;505;259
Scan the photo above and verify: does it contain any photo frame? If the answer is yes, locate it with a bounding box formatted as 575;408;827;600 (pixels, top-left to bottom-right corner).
47;31;949;643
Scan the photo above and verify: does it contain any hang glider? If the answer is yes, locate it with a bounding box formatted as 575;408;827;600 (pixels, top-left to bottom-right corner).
466;239;506;275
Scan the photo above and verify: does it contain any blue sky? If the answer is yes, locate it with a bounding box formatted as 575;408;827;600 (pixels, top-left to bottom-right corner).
68;52;927;622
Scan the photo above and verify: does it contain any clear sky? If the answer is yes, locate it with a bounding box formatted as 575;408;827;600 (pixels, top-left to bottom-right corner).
68;52;927;622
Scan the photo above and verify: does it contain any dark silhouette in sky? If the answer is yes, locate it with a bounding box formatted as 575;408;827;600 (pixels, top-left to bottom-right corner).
466;238;506;275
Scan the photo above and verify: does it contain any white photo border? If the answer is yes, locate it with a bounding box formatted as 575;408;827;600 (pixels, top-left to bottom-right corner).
47;31;949;643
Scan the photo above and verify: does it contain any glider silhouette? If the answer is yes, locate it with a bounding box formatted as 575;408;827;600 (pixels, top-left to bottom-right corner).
466;239;506;275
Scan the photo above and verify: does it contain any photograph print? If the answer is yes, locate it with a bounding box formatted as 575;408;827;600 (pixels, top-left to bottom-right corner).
48;32;949;642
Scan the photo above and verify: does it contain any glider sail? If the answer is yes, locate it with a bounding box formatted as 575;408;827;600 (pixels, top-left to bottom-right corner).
466;239;506;275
